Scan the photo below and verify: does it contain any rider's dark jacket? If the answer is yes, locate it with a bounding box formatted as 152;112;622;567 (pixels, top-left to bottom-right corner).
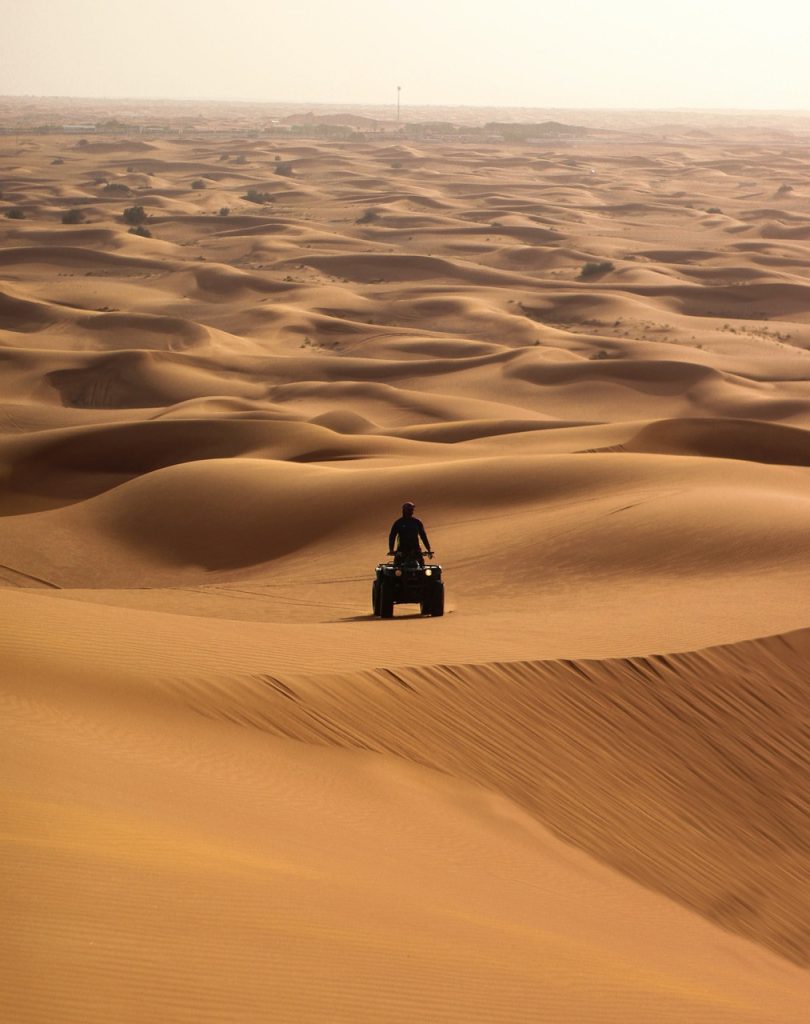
389;516;430;553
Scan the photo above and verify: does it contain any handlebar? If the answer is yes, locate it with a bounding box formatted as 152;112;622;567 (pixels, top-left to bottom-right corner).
387;551;434;559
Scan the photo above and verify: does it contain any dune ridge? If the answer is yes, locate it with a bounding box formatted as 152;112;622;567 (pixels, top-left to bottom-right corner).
176;629;810;966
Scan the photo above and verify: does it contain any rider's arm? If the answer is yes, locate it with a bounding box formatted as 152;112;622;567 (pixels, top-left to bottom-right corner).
388;521;399;552
418;523;430;550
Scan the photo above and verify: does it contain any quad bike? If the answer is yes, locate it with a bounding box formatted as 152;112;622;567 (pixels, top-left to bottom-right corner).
372;551;444;618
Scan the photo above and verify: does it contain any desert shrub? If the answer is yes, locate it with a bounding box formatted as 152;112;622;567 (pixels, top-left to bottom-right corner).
191;179;206;190
706;207;722;214
274;154;281;162
219;153;230;161
234;154;248;165
356;208;379;224
122;205;147;225
77;138;89;147
61;208;85;224
218;207;230;216
51;157;64;165
5;207;25;219
102;182;131;195
274;161;294;177
579;260;615;279
776;183;794;195
242;189;273;204
128;225;152;238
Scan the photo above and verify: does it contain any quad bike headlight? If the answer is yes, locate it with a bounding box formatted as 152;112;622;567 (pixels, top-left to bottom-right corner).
395;569;402;577
424;569;432;576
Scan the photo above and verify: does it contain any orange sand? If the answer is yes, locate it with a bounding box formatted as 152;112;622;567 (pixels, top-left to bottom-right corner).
2;108;810;1022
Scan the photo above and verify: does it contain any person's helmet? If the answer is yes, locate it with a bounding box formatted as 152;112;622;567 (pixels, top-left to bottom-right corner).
402;500;415;513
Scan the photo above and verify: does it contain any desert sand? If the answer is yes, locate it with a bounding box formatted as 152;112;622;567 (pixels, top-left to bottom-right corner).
2;107;810;1021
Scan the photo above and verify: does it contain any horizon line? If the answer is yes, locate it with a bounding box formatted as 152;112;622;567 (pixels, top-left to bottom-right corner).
2;94;810;115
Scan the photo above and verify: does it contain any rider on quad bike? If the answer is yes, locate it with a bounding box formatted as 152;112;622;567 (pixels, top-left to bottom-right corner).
373;501;443;618
388;501;431;565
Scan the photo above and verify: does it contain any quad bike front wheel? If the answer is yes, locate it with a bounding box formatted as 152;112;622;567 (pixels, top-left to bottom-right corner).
379;579;395;619
424;581;444;617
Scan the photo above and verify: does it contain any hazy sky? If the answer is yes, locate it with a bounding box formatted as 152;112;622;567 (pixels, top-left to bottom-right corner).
2;0;808;109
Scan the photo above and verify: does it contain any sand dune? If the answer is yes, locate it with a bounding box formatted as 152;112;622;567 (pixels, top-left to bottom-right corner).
614;416;810;464
0;244;173;271
3;116;810;1021
155;629;810;967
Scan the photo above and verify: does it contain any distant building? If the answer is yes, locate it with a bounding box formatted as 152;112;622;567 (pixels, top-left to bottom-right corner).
484;121;588;141
62;124;96;133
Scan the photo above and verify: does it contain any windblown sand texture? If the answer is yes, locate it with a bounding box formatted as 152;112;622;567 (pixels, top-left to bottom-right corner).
2;117;810;1022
